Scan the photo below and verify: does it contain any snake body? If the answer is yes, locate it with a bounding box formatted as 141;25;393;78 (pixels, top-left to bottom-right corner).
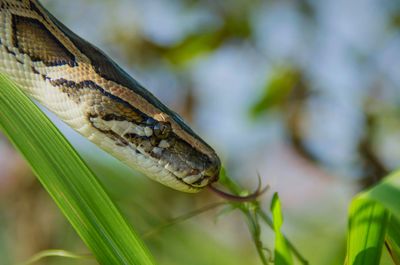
0;0;221;192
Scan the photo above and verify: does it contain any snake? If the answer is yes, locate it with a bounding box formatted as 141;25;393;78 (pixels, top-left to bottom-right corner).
0;0;221;193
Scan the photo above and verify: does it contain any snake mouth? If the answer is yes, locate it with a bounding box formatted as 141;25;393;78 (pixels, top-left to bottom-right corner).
154;155;220;192
181;174;210;187
174;160;220;189
129;132;221;191
166;167;215;190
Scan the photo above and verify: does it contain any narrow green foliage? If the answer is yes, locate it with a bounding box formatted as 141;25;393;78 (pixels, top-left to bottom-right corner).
164;15;251;67
258;210;308;265
271;193;293;265
18;249;92;265
364;171;400;219
244;208;269;265
250;67;299;117
0;74;155;265
386;216;400;264
142;202;227;239
346;197;389;265
345;170;400;264
370;176;400;265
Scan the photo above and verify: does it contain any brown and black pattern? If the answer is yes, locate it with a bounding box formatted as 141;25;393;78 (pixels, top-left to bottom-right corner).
48;78;147;122
12;15;76;67
32;0;214;150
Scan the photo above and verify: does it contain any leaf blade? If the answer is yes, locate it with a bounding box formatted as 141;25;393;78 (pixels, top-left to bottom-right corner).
0;74;155;265
346;197;389;265
271;193;293;265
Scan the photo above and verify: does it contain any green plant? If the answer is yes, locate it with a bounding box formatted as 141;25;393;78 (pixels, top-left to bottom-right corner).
346;171;400;265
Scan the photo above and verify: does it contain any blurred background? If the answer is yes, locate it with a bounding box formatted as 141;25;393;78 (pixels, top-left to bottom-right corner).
1;0;400;264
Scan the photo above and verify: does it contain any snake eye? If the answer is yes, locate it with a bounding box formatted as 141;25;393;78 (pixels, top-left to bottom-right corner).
145;117;157;125
154;122;171;139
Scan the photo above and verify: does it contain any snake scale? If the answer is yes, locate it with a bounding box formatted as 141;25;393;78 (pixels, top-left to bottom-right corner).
0;0;221;193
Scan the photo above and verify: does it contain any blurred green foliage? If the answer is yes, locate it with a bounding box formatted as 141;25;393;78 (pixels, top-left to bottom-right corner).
346;170;400;265
387;217;400;264
347;199;388;265
250;67;300;117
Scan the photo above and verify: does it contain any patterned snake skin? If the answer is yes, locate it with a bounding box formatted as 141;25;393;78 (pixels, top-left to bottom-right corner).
0;0;221;192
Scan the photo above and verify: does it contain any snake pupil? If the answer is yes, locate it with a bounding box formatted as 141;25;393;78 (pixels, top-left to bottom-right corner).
145;117;157;125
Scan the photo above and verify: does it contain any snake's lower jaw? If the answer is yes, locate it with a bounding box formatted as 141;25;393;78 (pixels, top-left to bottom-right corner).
169;155;220;192
179;163;220;192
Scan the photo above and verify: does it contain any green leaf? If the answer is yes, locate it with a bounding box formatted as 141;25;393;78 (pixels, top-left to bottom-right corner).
250;67;299;118
386;216;400;264
257;210;308;265
345;170;400;265
271;193;293;265
18;249;92;265
364;170;400;219
0;73;156;265
346;197;389;265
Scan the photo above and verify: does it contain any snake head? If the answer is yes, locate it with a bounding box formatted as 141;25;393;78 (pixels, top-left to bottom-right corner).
125;114;221;193
89;109;220;193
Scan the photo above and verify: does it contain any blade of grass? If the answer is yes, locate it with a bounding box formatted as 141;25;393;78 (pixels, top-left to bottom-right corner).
346;196;389;265
0;74;155;265
271;193;293;265
18;249;92;265
258;210;308;265
386;216;400;264
243;207;269;265
364;170;400;219
250;67;299;118
345;169;400;264
142;202;227;239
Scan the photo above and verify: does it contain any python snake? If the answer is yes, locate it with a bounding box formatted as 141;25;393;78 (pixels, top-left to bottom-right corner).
0;0;221;193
